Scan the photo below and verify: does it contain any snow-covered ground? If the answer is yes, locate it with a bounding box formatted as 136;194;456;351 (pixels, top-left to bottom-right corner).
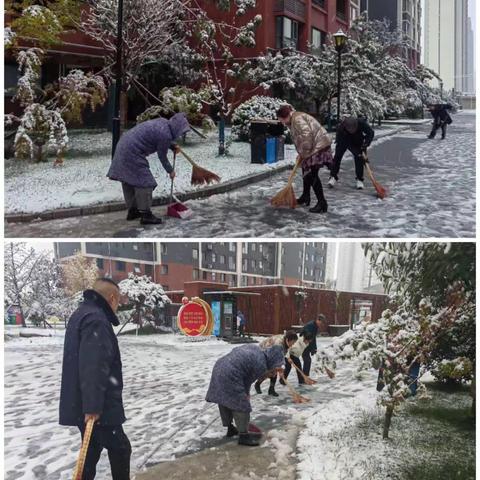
4;333;474;479
4;130;297;215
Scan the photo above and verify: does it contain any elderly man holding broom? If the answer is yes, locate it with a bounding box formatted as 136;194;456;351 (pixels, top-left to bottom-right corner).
275;104;333;213
59;278;131;480
107;112;191;225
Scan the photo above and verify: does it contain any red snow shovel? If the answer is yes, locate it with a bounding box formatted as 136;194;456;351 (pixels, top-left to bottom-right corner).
72;417;95;480
167;153;192;219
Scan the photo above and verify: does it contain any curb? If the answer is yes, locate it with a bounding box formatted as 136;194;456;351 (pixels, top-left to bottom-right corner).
5;126;409;224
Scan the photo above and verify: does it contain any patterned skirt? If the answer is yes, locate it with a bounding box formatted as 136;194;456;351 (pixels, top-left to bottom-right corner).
302;146;334;176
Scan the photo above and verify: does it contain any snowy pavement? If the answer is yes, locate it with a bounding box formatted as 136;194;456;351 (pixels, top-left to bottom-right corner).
6;111;475;238
4;333;377;480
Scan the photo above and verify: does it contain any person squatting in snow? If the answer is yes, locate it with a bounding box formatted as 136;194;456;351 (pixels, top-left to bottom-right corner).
59;278;131;480
427;103;453;140
107;112;191;226
329;116;375;191
254;330;299;396
205;344;285;446
277;104;333;214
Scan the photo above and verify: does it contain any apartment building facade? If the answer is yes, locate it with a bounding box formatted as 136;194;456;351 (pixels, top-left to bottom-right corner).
55;241;328;291
360;0;422;68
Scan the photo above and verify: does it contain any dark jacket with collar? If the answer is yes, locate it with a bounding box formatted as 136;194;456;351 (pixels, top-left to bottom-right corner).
59;289;125;427
336;119;375;152
301;320;319;352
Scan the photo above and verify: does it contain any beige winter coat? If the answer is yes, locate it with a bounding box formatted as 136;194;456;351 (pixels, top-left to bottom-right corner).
289;111;332;161
287;337;309;359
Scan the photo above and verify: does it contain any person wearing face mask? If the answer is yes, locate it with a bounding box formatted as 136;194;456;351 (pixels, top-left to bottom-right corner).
59;278;131;480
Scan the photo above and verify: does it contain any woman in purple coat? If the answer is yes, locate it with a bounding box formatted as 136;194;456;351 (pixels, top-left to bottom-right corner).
107;113;191;225
206;344;284;446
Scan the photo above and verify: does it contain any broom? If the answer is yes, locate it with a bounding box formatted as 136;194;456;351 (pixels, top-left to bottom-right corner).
363;153;387;199
271;156;302;208
178;147;221;186
167;153;193;219
72;417;95;480
279;373;310;404
287;358;317;385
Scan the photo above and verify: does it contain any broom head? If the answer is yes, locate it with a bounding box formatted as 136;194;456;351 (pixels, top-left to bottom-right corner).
324;366;336;379
191;164;221;186
271;185;297;209
373;180;387;199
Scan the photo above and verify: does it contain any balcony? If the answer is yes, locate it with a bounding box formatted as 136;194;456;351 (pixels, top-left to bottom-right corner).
274;0;306;20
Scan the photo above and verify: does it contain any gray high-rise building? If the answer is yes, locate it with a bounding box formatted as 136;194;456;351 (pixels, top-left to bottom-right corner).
55;242;328;291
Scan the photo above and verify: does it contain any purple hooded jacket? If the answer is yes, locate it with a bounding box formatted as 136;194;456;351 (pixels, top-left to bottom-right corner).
107;113;191;189
205;344;284;412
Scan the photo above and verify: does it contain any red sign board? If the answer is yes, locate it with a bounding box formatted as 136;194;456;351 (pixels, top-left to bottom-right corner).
178;302;209;336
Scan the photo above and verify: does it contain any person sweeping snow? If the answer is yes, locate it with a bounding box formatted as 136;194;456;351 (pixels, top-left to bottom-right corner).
206;344;285;446
107;113;191;225
329;116;375;190
276;104;333;213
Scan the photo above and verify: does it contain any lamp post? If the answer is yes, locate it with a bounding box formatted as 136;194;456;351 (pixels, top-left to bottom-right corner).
111;0;124;158
333;29;348;125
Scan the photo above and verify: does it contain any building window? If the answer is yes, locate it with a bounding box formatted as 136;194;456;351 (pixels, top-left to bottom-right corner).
145;264;153;277
259;244;263;253
212;272;216;281
251;260;256;268
229;242;235;252
212;253;216;262
242;243;248;254
298;266;302;274
259;260;263;270
96;258;104;269
134;264;142;274
306;253;309;261
299;250;302;259
192;249;198;259
160;265;168;275
221;273;226;282
229;257;236;269
193;269;199;280
251;243;256;252
336;0;347;20
312;0;325;8
243;259;248;272
203;271;208;280
311;28;326;54
220;255;226;264
276;16;299;49
242;276;248;286
116;261;126;271
133;244;138;251
161;244;167;254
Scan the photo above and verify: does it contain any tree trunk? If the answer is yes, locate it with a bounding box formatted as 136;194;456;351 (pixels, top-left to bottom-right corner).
218;115;226;155
383;405;394;439
471;374;476;416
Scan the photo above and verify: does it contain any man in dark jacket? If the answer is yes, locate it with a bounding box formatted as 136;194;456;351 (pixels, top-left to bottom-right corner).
329;116;375;190
59;278;130;480
107;112;191;225
428;104;452;140
300;314;325;377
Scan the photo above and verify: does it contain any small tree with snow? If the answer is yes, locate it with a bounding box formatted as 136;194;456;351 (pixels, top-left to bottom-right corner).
5;1;106;163
61;252;99;297
118;274;171;330
315;242;475;438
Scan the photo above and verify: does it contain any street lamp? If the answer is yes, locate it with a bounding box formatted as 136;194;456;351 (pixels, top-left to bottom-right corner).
111;0;124;158
333;29;348;125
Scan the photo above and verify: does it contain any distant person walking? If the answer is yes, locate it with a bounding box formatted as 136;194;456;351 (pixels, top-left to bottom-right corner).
428;104;453;140
59;278;131;480
277;104;333;213
237;310;246;337
206;344;284;446
329;117;375;190
107;113;191;225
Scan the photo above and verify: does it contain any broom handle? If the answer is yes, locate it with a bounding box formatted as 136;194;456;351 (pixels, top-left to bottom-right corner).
72;418;95;480
177;147;198;168
280;373;300;399
170;153;176;203
289;358;310;383
286;157;302;187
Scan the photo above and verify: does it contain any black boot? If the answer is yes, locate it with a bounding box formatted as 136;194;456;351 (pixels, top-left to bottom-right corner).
226;424;239;437
238;433;260;446
279;377;286;386
126;207;141;221
268;386;279;397
309;201;328;213
297;177;311;206
254;381;262;394
140;210;163;225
